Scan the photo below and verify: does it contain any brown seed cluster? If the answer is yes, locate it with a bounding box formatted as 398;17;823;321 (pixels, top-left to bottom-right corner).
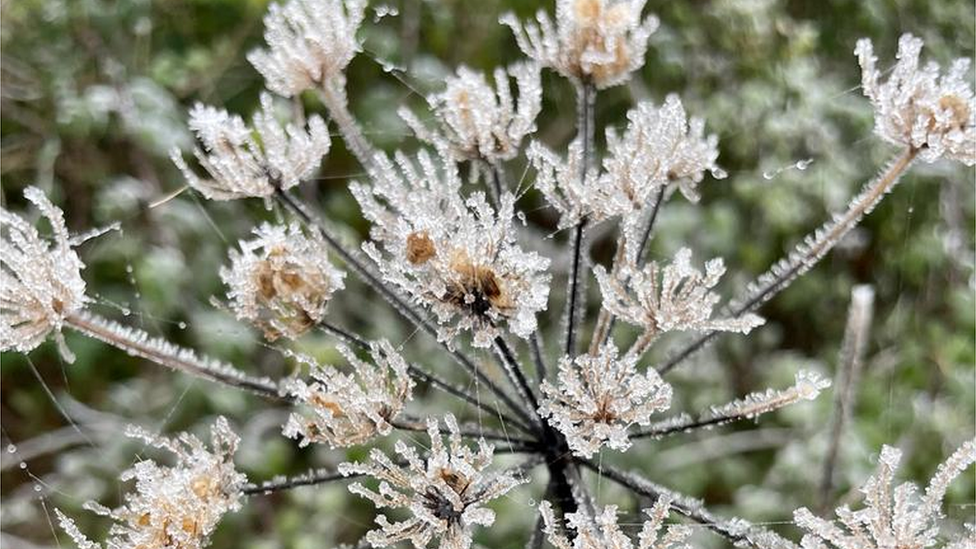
405;231;437;265
443;251;513;319
252;246;328;340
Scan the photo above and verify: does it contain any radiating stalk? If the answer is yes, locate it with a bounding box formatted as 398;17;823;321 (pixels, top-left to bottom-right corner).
317;84;378;174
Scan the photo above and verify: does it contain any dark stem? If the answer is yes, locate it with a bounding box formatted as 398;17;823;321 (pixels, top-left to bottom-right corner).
242;468;355;495
493;337;541;418
391;417;539;449
274;189;537;427
530;332;548;382
564;221;587;358
635;186;667;267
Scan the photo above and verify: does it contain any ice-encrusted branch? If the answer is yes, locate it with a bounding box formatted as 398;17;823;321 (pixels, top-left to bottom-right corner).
242;467;355;495
64;312;282;399
631;370;830;440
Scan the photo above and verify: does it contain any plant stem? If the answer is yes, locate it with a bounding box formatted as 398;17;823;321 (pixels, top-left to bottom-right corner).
65;312;284;401
658;147;917;375
391;417;538;448
317;84;378;174
242;468;354;495
564;82;596;358
493;337;541;421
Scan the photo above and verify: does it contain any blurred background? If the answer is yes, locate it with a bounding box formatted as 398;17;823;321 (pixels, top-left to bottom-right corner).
1;0;974;547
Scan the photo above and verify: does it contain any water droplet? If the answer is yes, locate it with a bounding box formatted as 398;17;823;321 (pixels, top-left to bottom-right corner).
6;444;16;454
33;484;42;492
125;264;134;274
121;307;131;316
178;322;187;330
516;211;527;226
527;498;536;506
762;170;776;180
19;462;27;470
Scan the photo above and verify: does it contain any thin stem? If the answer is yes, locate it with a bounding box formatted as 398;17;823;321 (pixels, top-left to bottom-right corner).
564;82;596;358
275;189;537;427
530;332;548;381
242;468;355;495
819;284;874;512
630;413;744;441
635;186;667;267
391;417;538;449
577;460;799;549
317;84;378;174
658;147;917;375
493;337;541;421
317;318;534;433
64;312;284;401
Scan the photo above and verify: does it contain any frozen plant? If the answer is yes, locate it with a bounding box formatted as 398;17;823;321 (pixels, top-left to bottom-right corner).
248;0;366;97
400;63;542;169
539;342;672;458
170;94;331;201
856;33;975;165
1;3;970;549
794;438;976;549
352;148;551;348
539;495;691;549
338;414;526;549
0;187;86;362
221;223;345;341
55;417;246;549
502;0;659;89
282;340;414;448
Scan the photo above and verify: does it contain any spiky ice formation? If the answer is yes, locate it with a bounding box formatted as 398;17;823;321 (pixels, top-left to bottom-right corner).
539;496;691;549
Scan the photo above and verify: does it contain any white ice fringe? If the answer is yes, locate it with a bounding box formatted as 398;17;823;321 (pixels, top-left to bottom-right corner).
539;496;692;549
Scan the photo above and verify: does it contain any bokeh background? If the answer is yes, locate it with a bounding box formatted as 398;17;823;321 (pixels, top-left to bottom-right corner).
1;0;974;547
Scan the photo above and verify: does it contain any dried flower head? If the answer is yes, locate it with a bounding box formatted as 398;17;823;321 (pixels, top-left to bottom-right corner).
502;0;659;89
400;63;542;166
281;340;414;448
339;414;526;549
595;248;764;342
855;33;975;165
539;343;672;458
602;95;725;206
794;438;976;549
1;187;86;362
221;223;344;341
528;140;623;229
171;93;331;200
248;0;366;97
352;149;551;348
56;417;246;549
540;496;691;549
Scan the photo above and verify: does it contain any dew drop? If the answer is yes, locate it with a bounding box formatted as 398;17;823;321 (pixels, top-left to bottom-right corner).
6;444;16;454
125;264;134;274
516;211;527;226
34;484;42;492
19;462;27;470
121;307;131;316
178;321;187;330
527;498;536;506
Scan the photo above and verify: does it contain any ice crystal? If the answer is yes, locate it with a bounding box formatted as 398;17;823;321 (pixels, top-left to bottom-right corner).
400;63;542;166
794;438;976;549
856;34;975;165
221;223;344;341
502;0;659;89
339;414;525;549
539;342;672;458
539;495;691;549
56;417;246;549
1;187;86;362
352;148;551;348
248;0;366;97
171;93;331;200
602;95;725;206
595;248;763;350
706;370;830;421
281;339;414;448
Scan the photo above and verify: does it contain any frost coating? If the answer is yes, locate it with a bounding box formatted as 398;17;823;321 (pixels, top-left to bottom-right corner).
794;439;976;549
528;140;619;229
400;63;542;165
1;187;86;362
56;417;246;549
281;340;414;448
339;414;525;549
603;95;725;206
539;343;672;458
706;370;830;421
595;248;764;350
248;0;366;97
502;0;659;89
171;94;331;200
539;496;691;549
221;223;344;341
352;148;551;348
856;34;975;165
